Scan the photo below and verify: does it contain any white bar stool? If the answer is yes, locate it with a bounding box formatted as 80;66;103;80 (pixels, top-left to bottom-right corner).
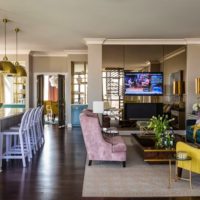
1;110;32;168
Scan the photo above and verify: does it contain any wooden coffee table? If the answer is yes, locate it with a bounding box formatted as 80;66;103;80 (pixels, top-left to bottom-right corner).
132;134;176;163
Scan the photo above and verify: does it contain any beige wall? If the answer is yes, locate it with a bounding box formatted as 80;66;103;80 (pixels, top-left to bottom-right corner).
88;44;102;108
32;56;67;73
31;54;87;125
186;45;200;115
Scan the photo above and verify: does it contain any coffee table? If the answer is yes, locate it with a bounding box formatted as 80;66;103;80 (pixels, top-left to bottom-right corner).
132;134;176;163
136;121;149;134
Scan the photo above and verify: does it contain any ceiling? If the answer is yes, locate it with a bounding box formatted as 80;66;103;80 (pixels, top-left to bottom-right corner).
0;0;200;52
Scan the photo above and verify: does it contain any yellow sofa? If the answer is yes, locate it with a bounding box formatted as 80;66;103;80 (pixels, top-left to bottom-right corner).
176;141;200;174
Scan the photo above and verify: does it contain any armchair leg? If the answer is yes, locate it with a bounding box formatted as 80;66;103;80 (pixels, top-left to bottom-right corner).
88;160;92;166
122;161;126;168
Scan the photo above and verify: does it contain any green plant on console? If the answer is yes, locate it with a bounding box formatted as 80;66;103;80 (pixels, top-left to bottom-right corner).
148;115;174;148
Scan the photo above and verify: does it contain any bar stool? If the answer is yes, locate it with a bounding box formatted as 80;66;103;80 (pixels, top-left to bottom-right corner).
36;106;45;148
1;110;32;167
26;108;38;155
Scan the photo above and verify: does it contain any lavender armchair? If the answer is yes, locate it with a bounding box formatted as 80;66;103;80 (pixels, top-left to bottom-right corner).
80;112;127;167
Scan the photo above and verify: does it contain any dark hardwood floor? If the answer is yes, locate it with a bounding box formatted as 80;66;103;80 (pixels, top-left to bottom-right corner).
0;125;199;200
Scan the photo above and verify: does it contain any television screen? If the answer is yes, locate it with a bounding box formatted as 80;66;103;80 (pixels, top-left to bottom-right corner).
124;72;163;96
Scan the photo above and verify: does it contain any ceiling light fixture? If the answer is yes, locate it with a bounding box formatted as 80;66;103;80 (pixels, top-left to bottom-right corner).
15;28;27;77
0;19;16;74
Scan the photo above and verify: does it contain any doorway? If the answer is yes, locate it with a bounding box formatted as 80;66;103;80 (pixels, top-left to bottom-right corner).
35;73;66;128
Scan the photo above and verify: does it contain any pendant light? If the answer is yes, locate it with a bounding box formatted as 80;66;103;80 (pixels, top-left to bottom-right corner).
15;28;27;77
0;19;16;74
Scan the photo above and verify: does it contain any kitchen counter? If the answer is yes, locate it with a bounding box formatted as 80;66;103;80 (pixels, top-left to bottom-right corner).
0;108;25;120
0;104;26;109
0;108;25;172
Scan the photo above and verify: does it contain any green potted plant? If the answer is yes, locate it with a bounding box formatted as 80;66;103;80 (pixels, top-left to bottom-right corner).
148;115;174;148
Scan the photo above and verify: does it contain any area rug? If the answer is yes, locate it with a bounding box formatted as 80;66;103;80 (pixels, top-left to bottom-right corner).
82;137;200;197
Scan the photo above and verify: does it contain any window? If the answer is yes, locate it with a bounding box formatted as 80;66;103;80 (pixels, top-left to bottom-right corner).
71;62;87;104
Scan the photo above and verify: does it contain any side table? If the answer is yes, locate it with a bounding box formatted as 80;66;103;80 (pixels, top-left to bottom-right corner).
102;127;119;137
169;155;192;189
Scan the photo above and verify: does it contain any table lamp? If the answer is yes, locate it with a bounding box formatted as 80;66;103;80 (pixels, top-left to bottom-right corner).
93;101;104;114
93;101;104;126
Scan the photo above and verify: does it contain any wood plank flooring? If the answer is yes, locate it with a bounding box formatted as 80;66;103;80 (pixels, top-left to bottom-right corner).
0;125;199;200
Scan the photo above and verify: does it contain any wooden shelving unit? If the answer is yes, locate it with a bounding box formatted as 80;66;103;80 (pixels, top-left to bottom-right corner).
71;62;88;104
102;68;124;120
13;77;26;104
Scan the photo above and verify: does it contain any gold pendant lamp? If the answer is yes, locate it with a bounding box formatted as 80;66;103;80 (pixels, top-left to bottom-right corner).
15;28;27;77
0;19;16;74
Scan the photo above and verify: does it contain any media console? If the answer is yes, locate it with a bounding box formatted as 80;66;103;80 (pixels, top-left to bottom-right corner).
124;103;163;120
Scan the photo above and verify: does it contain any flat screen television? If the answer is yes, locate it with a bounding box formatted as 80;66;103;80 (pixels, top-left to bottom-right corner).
124;72;163;96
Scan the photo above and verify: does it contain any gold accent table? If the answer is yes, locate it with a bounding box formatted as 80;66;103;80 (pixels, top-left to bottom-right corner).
169;156;192;189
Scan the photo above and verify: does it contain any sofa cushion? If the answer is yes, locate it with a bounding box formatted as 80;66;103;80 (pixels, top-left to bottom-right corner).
105;136;127;152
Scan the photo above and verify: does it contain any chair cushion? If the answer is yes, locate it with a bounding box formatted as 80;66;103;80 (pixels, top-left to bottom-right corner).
105;136;127;152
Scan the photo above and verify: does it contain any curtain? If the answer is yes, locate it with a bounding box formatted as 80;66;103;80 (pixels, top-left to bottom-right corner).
0;74;5;104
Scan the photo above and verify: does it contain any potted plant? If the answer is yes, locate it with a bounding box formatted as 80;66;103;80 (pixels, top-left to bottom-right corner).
148;115;175;148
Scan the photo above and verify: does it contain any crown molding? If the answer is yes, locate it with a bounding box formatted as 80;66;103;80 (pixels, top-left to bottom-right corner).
0;49;31;55
64;50;88;55
185;38;200;44
84;38;106;45
104;39;187;45
30;51;66;57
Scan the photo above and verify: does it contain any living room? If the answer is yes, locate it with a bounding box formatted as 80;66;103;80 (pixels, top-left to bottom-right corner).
1;0;200;200
80;43;200;198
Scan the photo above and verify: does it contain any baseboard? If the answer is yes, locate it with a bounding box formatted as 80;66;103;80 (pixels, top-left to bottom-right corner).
67;123;72;128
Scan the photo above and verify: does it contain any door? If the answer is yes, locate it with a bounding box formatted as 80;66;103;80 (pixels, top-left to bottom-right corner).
58;74;65;127
37;75;44;106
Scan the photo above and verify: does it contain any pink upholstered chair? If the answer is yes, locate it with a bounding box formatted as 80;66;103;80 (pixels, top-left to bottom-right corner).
80;112;127;167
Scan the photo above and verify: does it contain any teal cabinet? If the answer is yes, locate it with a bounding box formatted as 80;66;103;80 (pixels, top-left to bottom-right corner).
71;104;88;126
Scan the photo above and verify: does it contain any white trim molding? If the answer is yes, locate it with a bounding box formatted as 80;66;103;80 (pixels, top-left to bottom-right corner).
104;39;187;45
30;51;67;57
185;38;200;44
83;38;200;45
84;38;106;45
0;49;31;55
64;50;88;55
